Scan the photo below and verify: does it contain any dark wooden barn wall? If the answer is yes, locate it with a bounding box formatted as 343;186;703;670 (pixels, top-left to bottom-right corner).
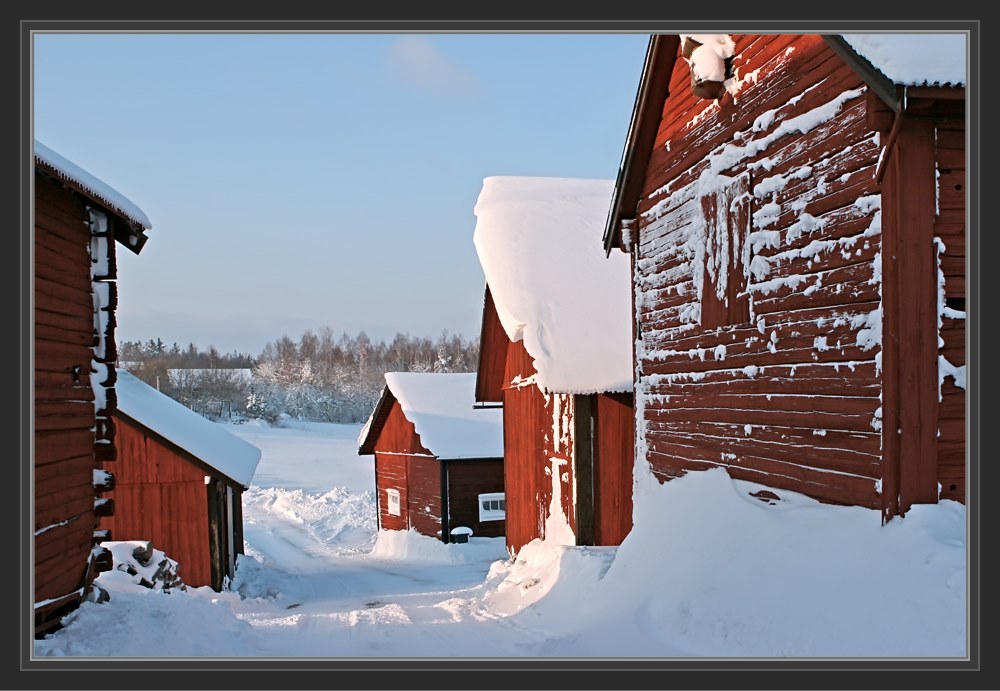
100;419;213;587
34;172;115;632
633;35;885;509
501;340;576;555
934;117;966;504
592;393;635;545
445;459;506;538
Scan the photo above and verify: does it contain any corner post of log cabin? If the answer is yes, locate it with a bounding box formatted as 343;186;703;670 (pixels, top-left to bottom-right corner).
881;111;940;517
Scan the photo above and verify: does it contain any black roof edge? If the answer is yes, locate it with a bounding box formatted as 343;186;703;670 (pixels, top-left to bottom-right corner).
603;34;658;257
822;35;902;113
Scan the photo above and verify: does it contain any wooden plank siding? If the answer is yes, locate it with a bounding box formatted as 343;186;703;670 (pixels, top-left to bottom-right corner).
373;402;441;537
33;171;114;634
592;393;635;545
475;286;508;404
633;35;886;510
934;117;967;503
100;418;214;587
445;459;506;538
501;340;577;555
371;399;505;542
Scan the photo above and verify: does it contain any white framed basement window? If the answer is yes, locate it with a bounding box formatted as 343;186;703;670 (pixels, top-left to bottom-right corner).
386;488;401;516
478;492;506;522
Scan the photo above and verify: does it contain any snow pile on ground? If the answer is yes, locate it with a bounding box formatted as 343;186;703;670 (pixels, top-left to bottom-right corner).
242;485;377;555
32;421;966;659
476;465;967;657
370;528;508;565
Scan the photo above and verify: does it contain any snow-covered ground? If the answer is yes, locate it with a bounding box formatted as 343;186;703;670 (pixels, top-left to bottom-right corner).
33;419;967;659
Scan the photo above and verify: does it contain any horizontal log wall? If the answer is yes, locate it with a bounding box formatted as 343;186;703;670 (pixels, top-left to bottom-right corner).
34;173;106;632
634;35;884;508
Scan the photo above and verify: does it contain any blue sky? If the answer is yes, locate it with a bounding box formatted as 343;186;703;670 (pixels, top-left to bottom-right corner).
33;32;650;356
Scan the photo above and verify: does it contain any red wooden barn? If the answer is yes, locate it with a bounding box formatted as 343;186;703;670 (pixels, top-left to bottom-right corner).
33;141;152;636
602;33;967;519
101;369;262;590
473;176;636;556
358;372;505;543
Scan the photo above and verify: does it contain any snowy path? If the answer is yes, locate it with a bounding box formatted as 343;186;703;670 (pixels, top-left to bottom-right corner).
32;419;967;659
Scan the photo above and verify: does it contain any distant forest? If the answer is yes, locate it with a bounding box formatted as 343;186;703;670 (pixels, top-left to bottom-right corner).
118;328;480;424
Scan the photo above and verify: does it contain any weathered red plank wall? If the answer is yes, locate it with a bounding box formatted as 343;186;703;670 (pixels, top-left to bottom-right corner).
101;418;212;587
501;340;576;555
34;172;114;632
445;459;506;538
592;393;635;545
634;35;884;508
373;401;442;537
475;288;508;403
935;116;966;503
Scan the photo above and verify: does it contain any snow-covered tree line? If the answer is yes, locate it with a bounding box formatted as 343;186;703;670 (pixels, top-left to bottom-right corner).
118;329;479;424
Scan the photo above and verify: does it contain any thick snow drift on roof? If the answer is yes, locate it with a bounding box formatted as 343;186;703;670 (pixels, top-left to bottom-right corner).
472;176;633;394
382;372;503;459
34;141;152;230
115;369;261;487
842;33;966;87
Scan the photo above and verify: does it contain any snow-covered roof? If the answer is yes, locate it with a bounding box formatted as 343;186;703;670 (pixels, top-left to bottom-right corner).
841;33;966;87
472;176;634;394
361;372;503;459
34;140;152;230
114;369;261;487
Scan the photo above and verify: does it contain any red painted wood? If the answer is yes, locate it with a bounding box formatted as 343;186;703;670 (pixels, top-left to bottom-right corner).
501;340;576;555
33;172;103;622
407;456;443;538
375;453;410;532
372;400;434;457
368;399;507;542
934;115;966;504
475;286;509;403
101;418;215;587
593;393;634;545
885;118;940;511
631;35;896;513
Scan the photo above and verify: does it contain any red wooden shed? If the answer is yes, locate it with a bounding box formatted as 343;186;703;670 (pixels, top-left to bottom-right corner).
102;369;262;590
358;372;505;543
473;176;636;556
33;141;151;636
603;33;967;520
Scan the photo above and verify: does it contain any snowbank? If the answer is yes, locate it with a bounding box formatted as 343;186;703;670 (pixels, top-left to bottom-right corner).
485;465;967;657
370;528;507;566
